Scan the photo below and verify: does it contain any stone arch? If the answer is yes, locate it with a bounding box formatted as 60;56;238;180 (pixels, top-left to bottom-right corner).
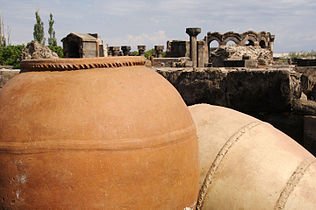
242;31;258;46
258;31;267;38
259;39;267;48
258;31;269;42
243;36;257;46
242;31;258;39
209;39;220;50
245;40;255;46
222;32;242;45
226;40;237;46
207;32;223;45
206;32;223;59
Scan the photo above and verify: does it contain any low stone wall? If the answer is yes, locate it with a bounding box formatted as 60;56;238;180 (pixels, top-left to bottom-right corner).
152;57;190;67
156;66;316;155
156;67;301;112
295;66;316;100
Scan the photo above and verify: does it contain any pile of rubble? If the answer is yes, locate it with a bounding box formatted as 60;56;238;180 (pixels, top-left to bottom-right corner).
210;45;273;66
20;41;58;60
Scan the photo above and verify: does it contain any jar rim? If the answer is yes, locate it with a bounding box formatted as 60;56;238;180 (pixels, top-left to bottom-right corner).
20;56;146;72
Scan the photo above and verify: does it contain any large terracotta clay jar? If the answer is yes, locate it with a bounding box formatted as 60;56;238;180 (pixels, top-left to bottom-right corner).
0;57;199;209
189;104;316;210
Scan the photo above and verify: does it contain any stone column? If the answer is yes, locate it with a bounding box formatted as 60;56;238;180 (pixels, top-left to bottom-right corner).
137;45;146;56
108;46;113;56
154;45;164;58
112;46;120;56
186;27;201;68
121;46;131;56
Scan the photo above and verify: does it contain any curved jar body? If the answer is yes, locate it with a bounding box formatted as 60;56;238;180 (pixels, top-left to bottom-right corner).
0;57;199;209
190;104;316;210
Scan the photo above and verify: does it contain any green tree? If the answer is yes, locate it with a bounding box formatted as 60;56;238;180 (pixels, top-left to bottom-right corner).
33;11;45;45
0;45;24;68
48;45;63;58
48;13;57;47
144;49;155;59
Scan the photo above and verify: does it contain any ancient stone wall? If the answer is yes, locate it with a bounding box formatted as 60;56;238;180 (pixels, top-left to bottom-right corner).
157;67;300;112
156;66;316;155
82;42;98;58
295;66;316;101
206;31;275;51
165;30;275;68
166;40;190;58
210;45;273;67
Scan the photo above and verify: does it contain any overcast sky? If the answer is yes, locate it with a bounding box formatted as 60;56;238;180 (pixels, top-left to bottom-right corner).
1;0;316;53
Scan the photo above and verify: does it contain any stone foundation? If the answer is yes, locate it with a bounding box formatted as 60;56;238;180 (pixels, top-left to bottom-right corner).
156;67;301;112
156;66;316;155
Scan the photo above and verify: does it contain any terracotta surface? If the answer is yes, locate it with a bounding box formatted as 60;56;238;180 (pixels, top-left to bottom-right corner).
0;56;199;209
189;104;316;210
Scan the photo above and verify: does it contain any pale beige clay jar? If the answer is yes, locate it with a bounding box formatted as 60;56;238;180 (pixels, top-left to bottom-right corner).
0;57;200;209
190;104;316;210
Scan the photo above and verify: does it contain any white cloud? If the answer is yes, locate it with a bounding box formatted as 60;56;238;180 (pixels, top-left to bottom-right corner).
1;0;316;52
92;0;148;16
106;30;168;50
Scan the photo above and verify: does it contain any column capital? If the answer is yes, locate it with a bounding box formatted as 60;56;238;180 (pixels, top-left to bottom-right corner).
137;45;146;56
121;46;131;56
112;46;120;56
186;27;201;37
154;45;164;58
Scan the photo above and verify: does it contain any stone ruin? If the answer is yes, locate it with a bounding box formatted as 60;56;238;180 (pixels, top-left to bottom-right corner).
160;29;275;68
151;27;316;157
210;45;274;67
107;45;146;56
207;31;274;67
61;33;105;58
20;40;58;60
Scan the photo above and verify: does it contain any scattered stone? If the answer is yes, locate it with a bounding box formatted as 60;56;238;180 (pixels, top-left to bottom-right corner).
210;45;273;67
20;41;58;60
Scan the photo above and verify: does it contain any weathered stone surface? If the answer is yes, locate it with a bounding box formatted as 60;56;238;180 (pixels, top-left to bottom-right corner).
137;45;146;56
292;98;316;115
121;46;131;56
165;40;190;58
206;31;275;51
157;67;301;113
112;46;120;56
210;45;273;67
152;57;190;67
20;41;58;60
61;33;104;58
154;45;164;58
186;27;201;68
296;59;316;66
295;66;316;101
